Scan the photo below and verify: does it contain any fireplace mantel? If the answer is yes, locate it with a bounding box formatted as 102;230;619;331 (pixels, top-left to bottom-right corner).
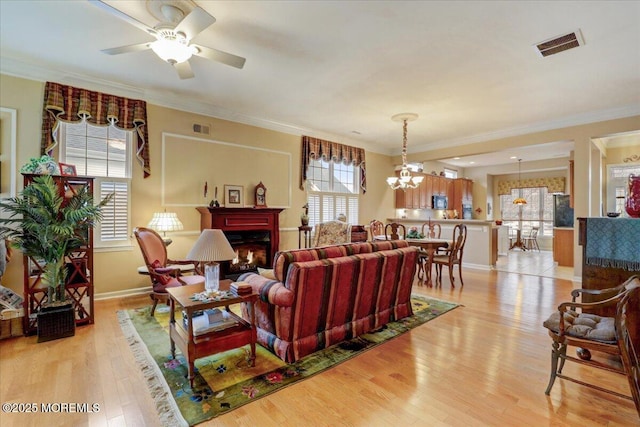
196;207;284;267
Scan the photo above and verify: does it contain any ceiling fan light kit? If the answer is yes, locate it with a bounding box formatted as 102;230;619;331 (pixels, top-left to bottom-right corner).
150;35;196;64
90;0;245;79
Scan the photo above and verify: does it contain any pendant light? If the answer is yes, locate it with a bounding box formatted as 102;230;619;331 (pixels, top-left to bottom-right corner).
386;113;424;190
513;158;527;205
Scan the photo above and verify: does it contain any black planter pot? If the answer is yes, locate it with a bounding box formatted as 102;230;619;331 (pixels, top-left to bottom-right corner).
37;303;75;343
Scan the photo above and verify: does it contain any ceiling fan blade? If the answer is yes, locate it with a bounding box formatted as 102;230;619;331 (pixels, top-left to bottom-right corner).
88;0;156;36
174;7;216;40
101;42;152;55
174;61;195;80
193;44;246;69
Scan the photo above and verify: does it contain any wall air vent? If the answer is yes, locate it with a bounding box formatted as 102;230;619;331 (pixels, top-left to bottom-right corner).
534;29;584;57
193;123;211;135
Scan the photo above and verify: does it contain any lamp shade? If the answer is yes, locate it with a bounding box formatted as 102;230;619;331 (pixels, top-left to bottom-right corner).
147;212;184;232
187;229;236;262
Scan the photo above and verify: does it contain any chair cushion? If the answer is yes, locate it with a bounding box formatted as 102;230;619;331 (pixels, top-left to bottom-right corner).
152;277;182;293
179;275;205;286
543;310;616;343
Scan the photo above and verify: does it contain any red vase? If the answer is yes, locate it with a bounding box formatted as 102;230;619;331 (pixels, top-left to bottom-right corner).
625;174;640;218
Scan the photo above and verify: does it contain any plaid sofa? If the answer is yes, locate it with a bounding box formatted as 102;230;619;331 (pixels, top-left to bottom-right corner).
238;240;418;362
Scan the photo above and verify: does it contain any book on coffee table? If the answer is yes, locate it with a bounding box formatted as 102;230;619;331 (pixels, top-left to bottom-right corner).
187;309;239;336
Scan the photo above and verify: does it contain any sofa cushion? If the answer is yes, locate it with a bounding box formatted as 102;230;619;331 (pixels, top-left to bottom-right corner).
543;310;616;343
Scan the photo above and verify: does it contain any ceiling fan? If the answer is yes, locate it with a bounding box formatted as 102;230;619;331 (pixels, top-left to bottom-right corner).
89;0;246;79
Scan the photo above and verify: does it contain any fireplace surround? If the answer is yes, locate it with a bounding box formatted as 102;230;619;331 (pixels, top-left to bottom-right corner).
197;207;283;279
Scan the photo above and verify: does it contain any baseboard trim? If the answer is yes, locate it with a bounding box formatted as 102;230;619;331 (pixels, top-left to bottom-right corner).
95;286;149;301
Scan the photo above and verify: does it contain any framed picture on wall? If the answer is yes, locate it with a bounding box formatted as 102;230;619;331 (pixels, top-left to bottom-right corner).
58;163;77;176
224;185;244;208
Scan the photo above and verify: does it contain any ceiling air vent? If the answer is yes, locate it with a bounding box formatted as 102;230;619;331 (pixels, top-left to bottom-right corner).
534;29;584;57
193;123;210;135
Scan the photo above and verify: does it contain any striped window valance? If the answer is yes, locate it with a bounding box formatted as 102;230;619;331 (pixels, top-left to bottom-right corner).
300;136;366;193
41;81;150;178
498;176;565;195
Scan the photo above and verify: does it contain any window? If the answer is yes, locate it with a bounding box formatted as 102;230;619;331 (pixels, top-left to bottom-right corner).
58;120;131;247
500;187;554;237
306;158;359;227
443;168;458;179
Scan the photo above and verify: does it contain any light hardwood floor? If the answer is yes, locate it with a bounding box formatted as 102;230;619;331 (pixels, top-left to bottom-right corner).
1;268;638;426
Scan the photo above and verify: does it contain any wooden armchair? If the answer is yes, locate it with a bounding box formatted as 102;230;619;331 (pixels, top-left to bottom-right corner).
543;275;640;416
134;227;205;315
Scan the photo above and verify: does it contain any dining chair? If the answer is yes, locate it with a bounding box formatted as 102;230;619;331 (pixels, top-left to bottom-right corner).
384;222;406;240
542;275;639;416
369;219;385;241
416;222;442;281
432;223;467;287
134;227;205;316
522;226;540;251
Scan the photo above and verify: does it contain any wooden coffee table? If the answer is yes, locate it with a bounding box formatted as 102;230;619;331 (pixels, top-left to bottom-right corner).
167;279;257;388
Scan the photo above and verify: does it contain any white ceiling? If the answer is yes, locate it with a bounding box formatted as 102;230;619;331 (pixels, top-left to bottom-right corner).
1;0;639;166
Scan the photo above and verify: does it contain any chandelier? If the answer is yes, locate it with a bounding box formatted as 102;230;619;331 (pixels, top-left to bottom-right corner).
386;113;424;191
513;158;527;205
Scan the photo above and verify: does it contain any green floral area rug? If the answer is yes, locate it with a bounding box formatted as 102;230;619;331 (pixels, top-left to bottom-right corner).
117;295;459;426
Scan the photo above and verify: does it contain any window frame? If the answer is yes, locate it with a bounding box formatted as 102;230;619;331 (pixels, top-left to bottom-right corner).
57;119;133;249
500;186;554;237
306;158;360;228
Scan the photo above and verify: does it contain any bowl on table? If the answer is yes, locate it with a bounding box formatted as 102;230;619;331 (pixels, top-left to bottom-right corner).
606;212;620;218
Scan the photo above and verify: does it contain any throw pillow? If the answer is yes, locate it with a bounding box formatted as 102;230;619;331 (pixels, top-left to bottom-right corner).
257;267;276;280
150;260;172;286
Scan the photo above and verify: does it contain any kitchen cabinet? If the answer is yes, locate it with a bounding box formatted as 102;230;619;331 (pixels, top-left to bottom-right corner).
394;172;427;209
452;178;473;214
394;175;472;211
553;228;574;267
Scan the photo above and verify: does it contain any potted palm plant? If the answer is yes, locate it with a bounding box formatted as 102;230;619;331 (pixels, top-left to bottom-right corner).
0;174;112;340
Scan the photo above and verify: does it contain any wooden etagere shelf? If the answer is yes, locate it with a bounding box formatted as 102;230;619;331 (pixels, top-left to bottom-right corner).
22;174;95;335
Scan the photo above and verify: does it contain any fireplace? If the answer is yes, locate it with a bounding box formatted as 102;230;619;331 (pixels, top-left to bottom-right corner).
197;207;283;279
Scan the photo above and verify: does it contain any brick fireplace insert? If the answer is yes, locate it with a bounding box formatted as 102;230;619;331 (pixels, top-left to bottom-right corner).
197;207;284;279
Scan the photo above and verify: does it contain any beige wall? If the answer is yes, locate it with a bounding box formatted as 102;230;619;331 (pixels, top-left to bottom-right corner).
1;73;639;295
0;74;398;296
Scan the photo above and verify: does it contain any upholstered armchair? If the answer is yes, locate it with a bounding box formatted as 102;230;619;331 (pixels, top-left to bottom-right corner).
313;220;352;247
134;227;205;315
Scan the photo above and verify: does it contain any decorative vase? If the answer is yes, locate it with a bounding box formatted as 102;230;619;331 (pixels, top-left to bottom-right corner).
300;214;309;226
625;174;640;218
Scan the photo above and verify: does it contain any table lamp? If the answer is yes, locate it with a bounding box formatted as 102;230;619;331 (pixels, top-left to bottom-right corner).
147;211;183;245
187;229;236;294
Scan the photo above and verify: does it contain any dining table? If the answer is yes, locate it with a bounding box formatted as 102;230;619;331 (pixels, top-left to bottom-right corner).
406;238;451;286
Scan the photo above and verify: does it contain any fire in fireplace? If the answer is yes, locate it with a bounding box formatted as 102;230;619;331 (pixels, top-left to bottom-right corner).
225;231;270;275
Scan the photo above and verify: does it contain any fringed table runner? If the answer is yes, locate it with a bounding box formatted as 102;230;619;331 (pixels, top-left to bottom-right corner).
585;217;640;271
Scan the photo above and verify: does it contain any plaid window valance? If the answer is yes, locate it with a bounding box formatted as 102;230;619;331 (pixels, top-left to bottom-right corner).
41;82;150;178
497;176;565;195
300;136;366;193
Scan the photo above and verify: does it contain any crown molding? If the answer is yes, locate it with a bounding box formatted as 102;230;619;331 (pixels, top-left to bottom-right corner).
403;105;640;156
0;56;392;155
4;55;635;159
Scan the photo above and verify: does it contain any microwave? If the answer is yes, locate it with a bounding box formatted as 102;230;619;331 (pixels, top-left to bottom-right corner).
432;195;448;209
